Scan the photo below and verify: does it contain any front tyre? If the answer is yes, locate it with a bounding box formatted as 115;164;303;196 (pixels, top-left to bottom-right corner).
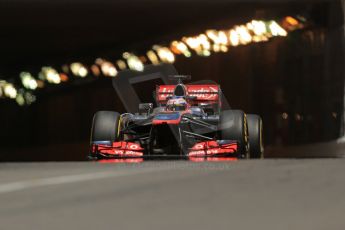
247;114;264;158
220;110;249;158
89;111;121;159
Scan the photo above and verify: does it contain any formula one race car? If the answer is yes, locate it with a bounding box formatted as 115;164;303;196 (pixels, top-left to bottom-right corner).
89;75;263;160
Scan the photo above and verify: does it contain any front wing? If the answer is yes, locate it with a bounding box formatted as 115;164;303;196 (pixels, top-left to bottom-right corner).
91;140;238;159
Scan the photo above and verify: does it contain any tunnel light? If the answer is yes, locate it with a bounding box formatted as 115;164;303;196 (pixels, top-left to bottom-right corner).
197;34;212;55
39;67;61;84
20;72;38;90
116;60;127;70
285;16;299;26
95;58;104;66
15;89;36;106
203;31;228;53
282;16;303;31
206;30;228;46
103;64;118;77
252;35;269;43
4;83;17;99
197;34;211;49
182;35;210;56
248;20;267;36
282;112;289;120
146;50;160;65
236;26;252;44
218;31;228;45
202;50;211;56
16;92;25;106
123;53;144;72
0;17;300;107
183;37;198;49
269;21;287;37
170;41;191;57
220;46;228;52
100;62;118;77
95;58;118;77
59;73;69;82
90;65;101;76
46;71;61;84
203;30;229;52
205;30;219;44
70;62;88;77
182;37;202;55
212;43;226;53
24;91;36;105
153;46;175;63
212;44;220;52
228;29;240;46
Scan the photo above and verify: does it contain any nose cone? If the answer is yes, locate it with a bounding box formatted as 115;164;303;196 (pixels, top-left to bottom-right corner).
152;112;181;125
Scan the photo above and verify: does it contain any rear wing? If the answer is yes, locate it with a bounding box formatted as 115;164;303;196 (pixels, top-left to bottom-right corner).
156;84;221;105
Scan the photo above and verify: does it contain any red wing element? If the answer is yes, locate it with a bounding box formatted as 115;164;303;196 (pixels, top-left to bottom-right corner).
98;159;144;163
93;141;144;157
186;85;219;101
156;85;175;102
188;140;238;157
156;85;219;104
189;157;238;162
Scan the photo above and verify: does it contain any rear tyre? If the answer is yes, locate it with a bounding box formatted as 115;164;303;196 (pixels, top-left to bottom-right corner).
89;111;121;159
220;110;249;158
247;114;264;158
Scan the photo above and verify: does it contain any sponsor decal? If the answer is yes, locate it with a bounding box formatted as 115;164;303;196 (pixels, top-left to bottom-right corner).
188;140;237;156
96;141;144;157
187;85;219;100
157;85;219;101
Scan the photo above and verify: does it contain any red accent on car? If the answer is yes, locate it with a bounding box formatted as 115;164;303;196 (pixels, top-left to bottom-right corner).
151;111;190;125
152;119;180;125
95;141;144;157
156;85;219;103
189;157;238;162
98;158;144;163
188;141;238;157
186;85;219;101
156;85;175;102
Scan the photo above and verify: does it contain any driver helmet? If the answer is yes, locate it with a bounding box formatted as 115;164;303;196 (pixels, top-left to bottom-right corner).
166;97;187;111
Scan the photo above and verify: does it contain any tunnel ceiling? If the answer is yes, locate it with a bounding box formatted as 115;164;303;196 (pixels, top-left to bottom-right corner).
0;0;341;77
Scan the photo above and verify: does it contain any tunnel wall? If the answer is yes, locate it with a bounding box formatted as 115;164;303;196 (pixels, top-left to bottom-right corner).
0;1;344;160
341;0;345;137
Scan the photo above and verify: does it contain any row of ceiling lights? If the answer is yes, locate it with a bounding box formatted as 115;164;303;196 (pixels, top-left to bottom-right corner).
0;16;303;106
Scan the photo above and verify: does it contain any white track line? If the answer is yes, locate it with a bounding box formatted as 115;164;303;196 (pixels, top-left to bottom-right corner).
0;167;167;194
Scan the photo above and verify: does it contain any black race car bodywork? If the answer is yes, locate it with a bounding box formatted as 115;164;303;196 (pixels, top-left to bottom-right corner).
89;76;264;160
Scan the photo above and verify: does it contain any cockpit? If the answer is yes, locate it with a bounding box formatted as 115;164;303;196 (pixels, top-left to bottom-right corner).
166;97;188;112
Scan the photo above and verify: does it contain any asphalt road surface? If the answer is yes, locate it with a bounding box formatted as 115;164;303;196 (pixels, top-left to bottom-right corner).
0;159;344;230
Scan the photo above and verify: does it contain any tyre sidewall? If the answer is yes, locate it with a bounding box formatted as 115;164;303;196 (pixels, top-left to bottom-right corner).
220;110;249;158
247;114;264;158
91;111;121;143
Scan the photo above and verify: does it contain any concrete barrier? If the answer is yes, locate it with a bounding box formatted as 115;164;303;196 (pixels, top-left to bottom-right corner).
1;137;345;161
266;136;345;158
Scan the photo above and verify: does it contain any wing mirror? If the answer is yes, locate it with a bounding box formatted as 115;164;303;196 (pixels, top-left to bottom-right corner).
199;103;215;115
139;103;153;115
